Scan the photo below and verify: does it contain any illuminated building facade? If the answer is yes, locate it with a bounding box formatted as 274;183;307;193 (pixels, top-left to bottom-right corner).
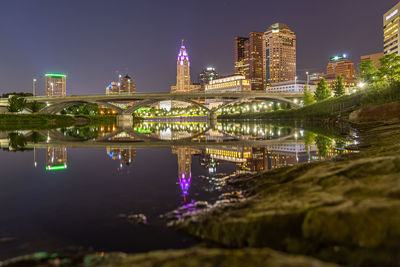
263;23;296;87
205;75;250;92
120;74;136;93
106;82;120;95
205;75;251;109
199;67;220;88
325;54;356;90
360;52;384;68
45;73;66;97
267;80;316;94
309;72;325;82
205;146;252;163
46;147;67;171
234;32;264;91
384;2;400;55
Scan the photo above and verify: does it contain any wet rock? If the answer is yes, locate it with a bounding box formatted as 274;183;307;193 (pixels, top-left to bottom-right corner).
127;214;147;225
83;247;340;267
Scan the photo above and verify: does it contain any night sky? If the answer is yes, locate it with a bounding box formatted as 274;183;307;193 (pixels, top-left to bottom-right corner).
0;0;395;95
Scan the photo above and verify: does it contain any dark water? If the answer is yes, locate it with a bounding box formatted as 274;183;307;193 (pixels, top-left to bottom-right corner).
0;121;355;260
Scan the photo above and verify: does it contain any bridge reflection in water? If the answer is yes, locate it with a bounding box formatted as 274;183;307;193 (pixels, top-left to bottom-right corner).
1;121;354;202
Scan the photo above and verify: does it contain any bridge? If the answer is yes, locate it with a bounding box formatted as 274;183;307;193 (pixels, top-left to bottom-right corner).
0;92;302;122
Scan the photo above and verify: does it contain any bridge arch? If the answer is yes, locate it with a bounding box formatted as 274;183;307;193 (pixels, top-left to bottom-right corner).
38;100;124;114
123;98;210;115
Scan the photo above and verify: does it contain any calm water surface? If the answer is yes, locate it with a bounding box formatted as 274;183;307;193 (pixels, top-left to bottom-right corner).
0;121;355;260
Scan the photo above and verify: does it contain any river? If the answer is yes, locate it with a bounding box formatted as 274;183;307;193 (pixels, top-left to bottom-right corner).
0;120;356;260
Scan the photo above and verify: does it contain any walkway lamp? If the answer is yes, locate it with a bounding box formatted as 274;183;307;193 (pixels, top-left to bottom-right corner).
33;78;37;96
306;72;309;87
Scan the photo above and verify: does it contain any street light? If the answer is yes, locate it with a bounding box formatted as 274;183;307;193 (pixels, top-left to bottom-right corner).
305;72;309;87
33;78;37;96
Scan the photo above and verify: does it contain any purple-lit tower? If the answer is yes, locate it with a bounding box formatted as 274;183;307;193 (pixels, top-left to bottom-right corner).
171;40;191;93
171;40;201;94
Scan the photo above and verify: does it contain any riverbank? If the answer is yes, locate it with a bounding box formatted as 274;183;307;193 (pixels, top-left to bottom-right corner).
0;114;117;130
219;82;400;121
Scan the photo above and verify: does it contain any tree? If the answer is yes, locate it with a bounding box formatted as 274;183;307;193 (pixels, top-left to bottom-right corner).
358;59;378;84
7;95;26;112
29;101;41;113
333;75;345;97
377;54;400;84
315;134;332;159
302;84;315;106
314;78;331;102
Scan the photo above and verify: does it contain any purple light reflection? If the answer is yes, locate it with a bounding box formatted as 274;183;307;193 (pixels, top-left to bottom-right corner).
179;172;191;201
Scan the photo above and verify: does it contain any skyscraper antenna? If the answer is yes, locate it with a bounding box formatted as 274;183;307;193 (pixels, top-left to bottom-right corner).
181;39;184;46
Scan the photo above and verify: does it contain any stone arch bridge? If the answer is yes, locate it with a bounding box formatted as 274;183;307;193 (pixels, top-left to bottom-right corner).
0;92;302;122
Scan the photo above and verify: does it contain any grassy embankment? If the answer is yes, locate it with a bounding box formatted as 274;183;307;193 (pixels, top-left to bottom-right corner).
218;83;400;121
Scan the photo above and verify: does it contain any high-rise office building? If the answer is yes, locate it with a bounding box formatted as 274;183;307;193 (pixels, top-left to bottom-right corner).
263;23;296;88
325;54;356;90
199;67;220;88
384;2;400;55
45;73;66;97
326;54;356;79
171;40;201;93
234;36;250;77
120;74;136;93
234;32;264;91
360;52;384;68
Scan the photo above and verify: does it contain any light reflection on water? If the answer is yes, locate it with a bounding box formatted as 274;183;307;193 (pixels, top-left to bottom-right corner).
0;121;356;260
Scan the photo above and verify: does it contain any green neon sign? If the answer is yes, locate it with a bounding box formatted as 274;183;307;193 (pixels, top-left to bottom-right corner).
46;164;67;171
45;73;67;78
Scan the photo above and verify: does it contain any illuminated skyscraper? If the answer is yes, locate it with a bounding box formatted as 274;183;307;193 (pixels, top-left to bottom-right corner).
199;67;220;88
234;36;250;77
384;2;400;55
326;55;356;79
170;40;201;93
263;23;296;87
325;54;356;90
120;74;136;93
234;32;264;91
45;73;66;96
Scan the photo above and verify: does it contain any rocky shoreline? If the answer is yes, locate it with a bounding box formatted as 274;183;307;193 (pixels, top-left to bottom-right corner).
1;104;400;267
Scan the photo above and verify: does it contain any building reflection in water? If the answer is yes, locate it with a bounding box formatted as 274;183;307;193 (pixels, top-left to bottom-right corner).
106;147;136;173
46;147;67;171
171;147;201;202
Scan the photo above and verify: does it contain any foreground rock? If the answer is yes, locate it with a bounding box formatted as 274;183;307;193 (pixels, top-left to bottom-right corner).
0;248;340;267
173;123;400;266
349;101;400;124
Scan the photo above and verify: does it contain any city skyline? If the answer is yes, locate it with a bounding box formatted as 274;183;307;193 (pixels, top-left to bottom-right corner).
0;0;393;95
